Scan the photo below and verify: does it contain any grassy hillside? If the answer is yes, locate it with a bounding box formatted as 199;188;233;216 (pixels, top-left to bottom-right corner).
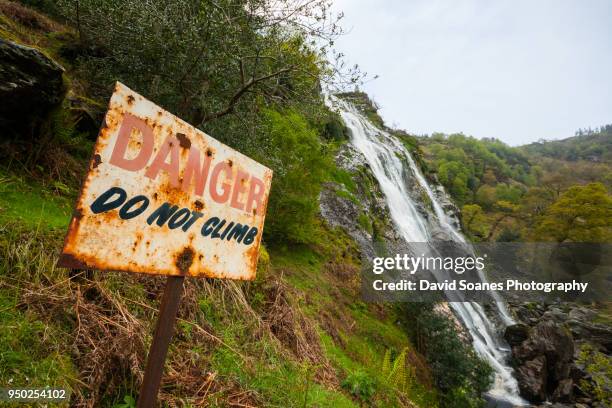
0;2;444;407
1;188;438;407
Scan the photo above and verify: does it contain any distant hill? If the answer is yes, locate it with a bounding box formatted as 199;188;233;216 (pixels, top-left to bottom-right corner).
521;125;612;163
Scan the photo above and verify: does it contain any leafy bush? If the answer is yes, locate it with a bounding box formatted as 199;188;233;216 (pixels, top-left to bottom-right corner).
113;395;136;408
534;182;612;242
323;114;349;141
256;108;333;244
397;303;493;407
440;386;485;408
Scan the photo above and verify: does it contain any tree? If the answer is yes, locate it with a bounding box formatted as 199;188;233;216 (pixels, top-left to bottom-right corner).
55;0;365;142
437;161;470;203
539;163;574;199
461;204;488;240
520;187;554;217
475;185;496;209
485;200;519;241
256;108;332;243
534;183;612;242
397;303;493;407
494;183;523;204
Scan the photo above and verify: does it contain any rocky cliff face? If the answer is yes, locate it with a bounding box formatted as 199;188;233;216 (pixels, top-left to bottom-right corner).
319;142;402;261
319;94;464;261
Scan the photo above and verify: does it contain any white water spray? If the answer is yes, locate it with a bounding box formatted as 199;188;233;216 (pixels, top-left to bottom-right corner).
330;96;527;406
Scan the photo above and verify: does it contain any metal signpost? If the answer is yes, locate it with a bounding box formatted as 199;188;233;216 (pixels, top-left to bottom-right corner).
58;82;273;407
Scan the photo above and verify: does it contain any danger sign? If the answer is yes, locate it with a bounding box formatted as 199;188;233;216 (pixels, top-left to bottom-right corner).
59;82;273;280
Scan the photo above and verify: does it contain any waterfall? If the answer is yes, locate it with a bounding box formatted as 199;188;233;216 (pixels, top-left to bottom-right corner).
330;96;527;406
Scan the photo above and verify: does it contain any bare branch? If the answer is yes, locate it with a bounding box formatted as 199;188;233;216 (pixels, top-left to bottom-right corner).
199;66;295;125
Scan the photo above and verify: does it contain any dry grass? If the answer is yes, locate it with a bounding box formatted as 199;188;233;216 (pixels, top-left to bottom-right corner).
12;269;270;407
1;227;345;406
0;1;60;32
259;276;338;387
21;278;146;407
325;261;359;283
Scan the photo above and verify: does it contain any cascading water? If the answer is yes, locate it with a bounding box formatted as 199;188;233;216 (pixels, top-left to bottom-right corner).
329;96;527;406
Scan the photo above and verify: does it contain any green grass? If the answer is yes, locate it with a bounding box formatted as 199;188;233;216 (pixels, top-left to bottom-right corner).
269;242;438;408
320;332;362;374
331;168;358;193
0;227;77;407
0;289;77;390
335;188;359;205
211;342;357;407
357;213;372;234
0;231;72;403
0;170;73;230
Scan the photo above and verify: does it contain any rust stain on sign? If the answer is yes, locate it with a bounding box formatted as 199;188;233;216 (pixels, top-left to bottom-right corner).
58;82;272;280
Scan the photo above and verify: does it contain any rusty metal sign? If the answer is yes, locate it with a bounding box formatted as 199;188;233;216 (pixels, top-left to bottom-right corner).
59;82;272;280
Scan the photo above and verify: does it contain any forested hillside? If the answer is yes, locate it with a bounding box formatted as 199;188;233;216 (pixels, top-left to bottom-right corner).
522;125;612;163
417;131;612;243
320;92;612;407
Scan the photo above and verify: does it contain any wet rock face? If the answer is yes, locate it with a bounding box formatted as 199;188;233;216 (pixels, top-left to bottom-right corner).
433;184;462;228
0;39;65;134
319;143;400;260
319;184;376;258
508;303;612;406
507;313;612;406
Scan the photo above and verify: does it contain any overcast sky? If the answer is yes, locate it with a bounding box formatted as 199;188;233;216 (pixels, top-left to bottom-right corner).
330;0;612;145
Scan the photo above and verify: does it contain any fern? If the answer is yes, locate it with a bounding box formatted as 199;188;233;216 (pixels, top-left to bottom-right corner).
381;347;413;393
382;349;392;377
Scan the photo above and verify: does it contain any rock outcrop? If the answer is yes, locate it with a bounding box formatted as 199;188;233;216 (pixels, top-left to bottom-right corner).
504;323;530;346
516;354;548;402
510;320;575;403
319;142;400;260
507;303;612;406
512;304;612;354
0;38;65;135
